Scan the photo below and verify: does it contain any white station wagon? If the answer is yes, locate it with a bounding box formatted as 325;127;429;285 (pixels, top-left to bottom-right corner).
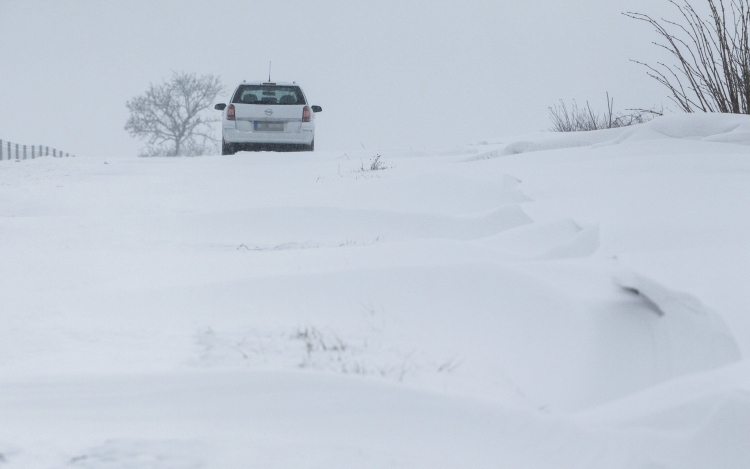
215;81;322;154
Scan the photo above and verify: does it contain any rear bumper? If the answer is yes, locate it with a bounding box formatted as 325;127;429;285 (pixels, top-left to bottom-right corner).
231;142;311;152
223;128;314;145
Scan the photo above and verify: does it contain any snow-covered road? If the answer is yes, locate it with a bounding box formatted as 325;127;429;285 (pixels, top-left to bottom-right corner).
1;114;749;468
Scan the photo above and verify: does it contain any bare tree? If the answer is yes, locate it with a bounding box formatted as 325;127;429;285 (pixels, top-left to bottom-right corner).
549;94;659;132
125;72;224;156
625;0;750;114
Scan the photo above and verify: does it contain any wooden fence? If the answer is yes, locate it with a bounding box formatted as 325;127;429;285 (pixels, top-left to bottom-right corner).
0;138;74;161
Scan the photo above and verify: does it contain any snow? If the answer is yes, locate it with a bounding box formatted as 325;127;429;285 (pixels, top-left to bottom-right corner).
1;113;749;468
500;113;750;156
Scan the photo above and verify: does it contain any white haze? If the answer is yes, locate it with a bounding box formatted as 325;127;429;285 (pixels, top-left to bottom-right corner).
1;0;680;157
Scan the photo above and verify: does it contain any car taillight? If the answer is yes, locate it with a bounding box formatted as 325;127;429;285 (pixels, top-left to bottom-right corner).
302;106;311;122
227;104;236;121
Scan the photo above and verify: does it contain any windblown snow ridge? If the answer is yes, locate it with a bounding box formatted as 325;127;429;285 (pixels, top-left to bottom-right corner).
615;271;742;379
501;114;750;156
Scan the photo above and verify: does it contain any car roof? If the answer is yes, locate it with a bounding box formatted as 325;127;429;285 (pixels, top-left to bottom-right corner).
237;81;300;87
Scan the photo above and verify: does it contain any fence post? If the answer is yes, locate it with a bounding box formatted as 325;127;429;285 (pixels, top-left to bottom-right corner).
0;142;78;161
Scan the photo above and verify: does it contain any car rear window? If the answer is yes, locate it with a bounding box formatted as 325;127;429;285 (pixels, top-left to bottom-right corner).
232;85;307;105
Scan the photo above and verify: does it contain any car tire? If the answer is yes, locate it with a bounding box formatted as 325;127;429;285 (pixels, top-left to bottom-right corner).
221;140;235;155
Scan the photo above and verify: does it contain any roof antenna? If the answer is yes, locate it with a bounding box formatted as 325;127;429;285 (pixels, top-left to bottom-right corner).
268;61;272;82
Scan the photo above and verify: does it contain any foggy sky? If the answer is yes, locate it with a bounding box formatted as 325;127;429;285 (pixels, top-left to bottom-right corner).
1;0;680;157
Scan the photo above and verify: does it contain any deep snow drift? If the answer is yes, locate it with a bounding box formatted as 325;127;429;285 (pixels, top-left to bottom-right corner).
1;114;749;468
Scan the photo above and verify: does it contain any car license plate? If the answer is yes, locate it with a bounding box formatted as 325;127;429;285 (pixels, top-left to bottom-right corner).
254;121;284;131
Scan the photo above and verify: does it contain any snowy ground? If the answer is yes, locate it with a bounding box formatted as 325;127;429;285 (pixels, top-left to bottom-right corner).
1;114;749;468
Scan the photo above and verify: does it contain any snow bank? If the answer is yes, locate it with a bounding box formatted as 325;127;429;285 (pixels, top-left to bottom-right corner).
502;127;625;155
502;113;750;155
577;360;750;469
2;113;749;467
479;219;600;259
614;271;742;378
